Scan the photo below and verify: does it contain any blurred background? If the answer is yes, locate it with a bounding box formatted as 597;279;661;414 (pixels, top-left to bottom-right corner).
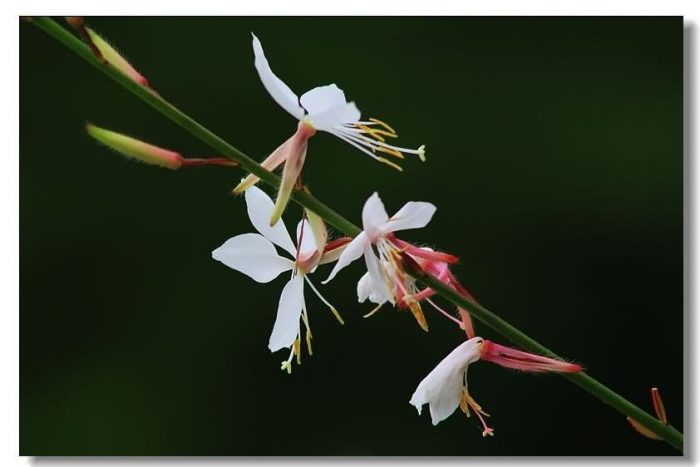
20;17;682;455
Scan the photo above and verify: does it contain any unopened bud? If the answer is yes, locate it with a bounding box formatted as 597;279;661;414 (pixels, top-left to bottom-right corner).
84;27;149;86
86;123;182;170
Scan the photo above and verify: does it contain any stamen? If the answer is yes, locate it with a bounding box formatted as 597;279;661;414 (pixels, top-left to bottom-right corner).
294;338;302;365
377;157;403;171
304;276;344;325
363;303;384;318
369;117;397;135
376;146;405;159
301;306;313;356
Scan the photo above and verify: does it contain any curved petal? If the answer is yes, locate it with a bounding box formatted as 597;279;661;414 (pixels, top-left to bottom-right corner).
296;219;318;258
363;248;393;304
300;84;348;115
212;233;293;283
244;185;296;256
322;232;368;283
252;34;304;120
310;102;361;131
357;271;387;304
409;338;483;425
362;193;390;240
268;274;305;352
382;201;437;233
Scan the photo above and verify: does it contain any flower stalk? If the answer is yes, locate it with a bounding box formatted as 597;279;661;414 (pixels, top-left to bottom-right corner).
31;16;683;453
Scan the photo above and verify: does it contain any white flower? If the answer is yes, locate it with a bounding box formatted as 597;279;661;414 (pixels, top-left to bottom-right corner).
323;192;436;328
251;33;426;169
234;34;426;226
409;337;493;436
212;185;342;372
410;338;582;434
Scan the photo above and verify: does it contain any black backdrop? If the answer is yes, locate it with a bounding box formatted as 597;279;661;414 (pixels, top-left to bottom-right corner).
20;17;683;455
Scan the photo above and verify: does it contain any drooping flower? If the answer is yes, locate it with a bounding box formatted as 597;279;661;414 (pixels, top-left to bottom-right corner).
410;337;583;435
233;34;426;226
324;192;459;331
212;185;346;372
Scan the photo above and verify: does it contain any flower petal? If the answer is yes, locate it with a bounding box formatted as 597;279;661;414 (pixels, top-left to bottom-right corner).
310;102;361;131
252;34;304;120
409;338;483;425
244;185;296;256
362;193;390;239
296;219;318;258
357;271;387;304
322;232;368;283
300;84;348;115
363;248;393;304
268;274;305;352
382;201;437;233
212;233;293;283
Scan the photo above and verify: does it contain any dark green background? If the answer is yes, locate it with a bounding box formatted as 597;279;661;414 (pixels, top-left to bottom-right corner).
20;17;683;455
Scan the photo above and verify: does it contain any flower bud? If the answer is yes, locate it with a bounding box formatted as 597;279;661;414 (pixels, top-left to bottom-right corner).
84;27;149;86
86;123;182;170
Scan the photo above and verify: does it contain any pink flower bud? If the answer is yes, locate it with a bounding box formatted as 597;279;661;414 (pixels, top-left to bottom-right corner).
480;340;583;373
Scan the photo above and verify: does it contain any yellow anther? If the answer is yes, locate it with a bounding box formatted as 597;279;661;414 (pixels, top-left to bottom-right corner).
377;157;403;171
376;146;405;159
330;307;345;325
305;329;313;356
460;389;471;416
294;338;302;365
369;117;397;136
409;301;429;332
356;124;389;143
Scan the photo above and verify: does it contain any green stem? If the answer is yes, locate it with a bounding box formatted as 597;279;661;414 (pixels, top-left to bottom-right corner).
31;16;683;452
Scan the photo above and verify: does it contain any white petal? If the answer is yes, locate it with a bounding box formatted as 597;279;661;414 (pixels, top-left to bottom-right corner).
300;84;348;115
296;219;318;258
409;338;483;425
310;102;361;131
363;248;393;304
382;201;437;233
356;271;387;304
362;193;390;239
268;274;305;352
244;185;296;256
322;232;368;283
212;233;293;283
252;34;304;120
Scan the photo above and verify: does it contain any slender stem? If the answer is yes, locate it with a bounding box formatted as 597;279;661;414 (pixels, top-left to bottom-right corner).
30;17;683;452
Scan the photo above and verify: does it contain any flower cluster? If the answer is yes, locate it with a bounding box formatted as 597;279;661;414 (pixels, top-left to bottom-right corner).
78;22;583;437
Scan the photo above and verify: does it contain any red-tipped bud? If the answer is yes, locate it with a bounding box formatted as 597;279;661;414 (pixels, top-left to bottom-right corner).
86;123;182;170
84;27;149;86
480;340;583;373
